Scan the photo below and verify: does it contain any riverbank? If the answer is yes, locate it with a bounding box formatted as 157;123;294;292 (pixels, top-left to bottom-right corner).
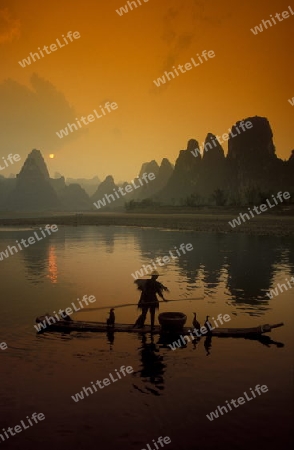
1;211;294;235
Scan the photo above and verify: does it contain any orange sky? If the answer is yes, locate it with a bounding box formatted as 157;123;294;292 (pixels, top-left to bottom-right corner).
0;0;293;180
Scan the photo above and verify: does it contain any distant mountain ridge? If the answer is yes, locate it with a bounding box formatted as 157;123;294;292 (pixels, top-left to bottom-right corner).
66;176;100;196
158;116;293;206
0;116;293;211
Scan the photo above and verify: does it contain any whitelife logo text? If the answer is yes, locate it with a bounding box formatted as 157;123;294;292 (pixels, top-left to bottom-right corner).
0;225;58;262
0;412;45;444
56;102;118;139
93;172;155;210
228;192;291;228
153;50;215;87
190;121;253;158
206;384;269;421
71;365;133;402
34;295;97;332
131;243;193;280
0;153;21;172
250;5;294;35
18;31;81;67
116;0;150;16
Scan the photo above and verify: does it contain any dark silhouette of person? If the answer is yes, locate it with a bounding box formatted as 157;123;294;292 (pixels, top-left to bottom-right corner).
132;334;166;396
135;271;168;329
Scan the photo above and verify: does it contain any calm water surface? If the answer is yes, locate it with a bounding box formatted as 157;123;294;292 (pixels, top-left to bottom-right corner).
0;226;293;450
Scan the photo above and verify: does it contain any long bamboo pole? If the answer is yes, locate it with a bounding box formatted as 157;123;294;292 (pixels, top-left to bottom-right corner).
76;296;205;312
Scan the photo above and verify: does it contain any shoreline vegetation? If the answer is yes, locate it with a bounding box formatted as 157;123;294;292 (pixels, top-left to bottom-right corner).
0;209;294;236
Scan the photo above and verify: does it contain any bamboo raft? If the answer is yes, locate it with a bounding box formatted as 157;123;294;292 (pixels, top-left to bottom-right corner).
35;316;284;336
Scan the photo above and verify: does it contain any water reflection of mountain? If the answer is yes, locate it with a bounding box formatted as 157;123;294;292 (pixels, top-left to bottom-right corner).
17;225;294;307
95;226;115;254
20;226;117;283
133;228;294;307
225;235;277;305
20;228;64;284
73;226;116;254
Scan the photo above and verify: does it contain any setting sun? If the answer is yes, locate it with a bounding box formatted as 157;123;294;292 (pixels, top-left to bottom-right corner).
49;154;55;159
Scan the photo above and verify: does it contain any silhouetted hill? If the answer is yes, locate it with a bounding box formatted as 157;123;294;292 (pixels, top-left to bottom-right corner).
0;177;16;209
133;158;173;200
51;177;92;211
91;175;124;208
6;149;61;211
226;116;290;204
157;117;294;206
155;158;174;191
60;183;92;211
138;160;159;179
1;150;93;212
199;133;227;201
158;139;201;204
66;176;100;196
0;116;293;212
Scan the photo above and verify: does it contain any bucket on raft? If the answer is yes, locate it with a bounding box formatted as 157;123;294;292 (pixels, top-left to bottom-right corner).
158;312;187;332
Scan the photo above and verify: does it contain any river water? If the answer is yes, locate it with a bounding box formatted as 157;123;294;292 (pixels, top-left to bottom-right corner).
0;226;293;450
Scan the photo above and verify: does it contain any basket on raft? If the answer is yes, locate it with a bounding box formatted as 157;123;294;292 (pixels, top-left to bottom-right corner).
158;312;187;332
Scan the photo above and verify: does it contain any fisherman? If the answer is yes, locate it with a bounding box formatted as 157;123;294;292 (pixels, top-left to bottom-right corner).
135;270;168;329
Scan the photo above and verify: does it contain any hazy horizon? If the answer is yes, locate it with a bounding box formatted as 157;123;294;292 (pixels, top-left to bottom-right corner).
0;115;292;183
